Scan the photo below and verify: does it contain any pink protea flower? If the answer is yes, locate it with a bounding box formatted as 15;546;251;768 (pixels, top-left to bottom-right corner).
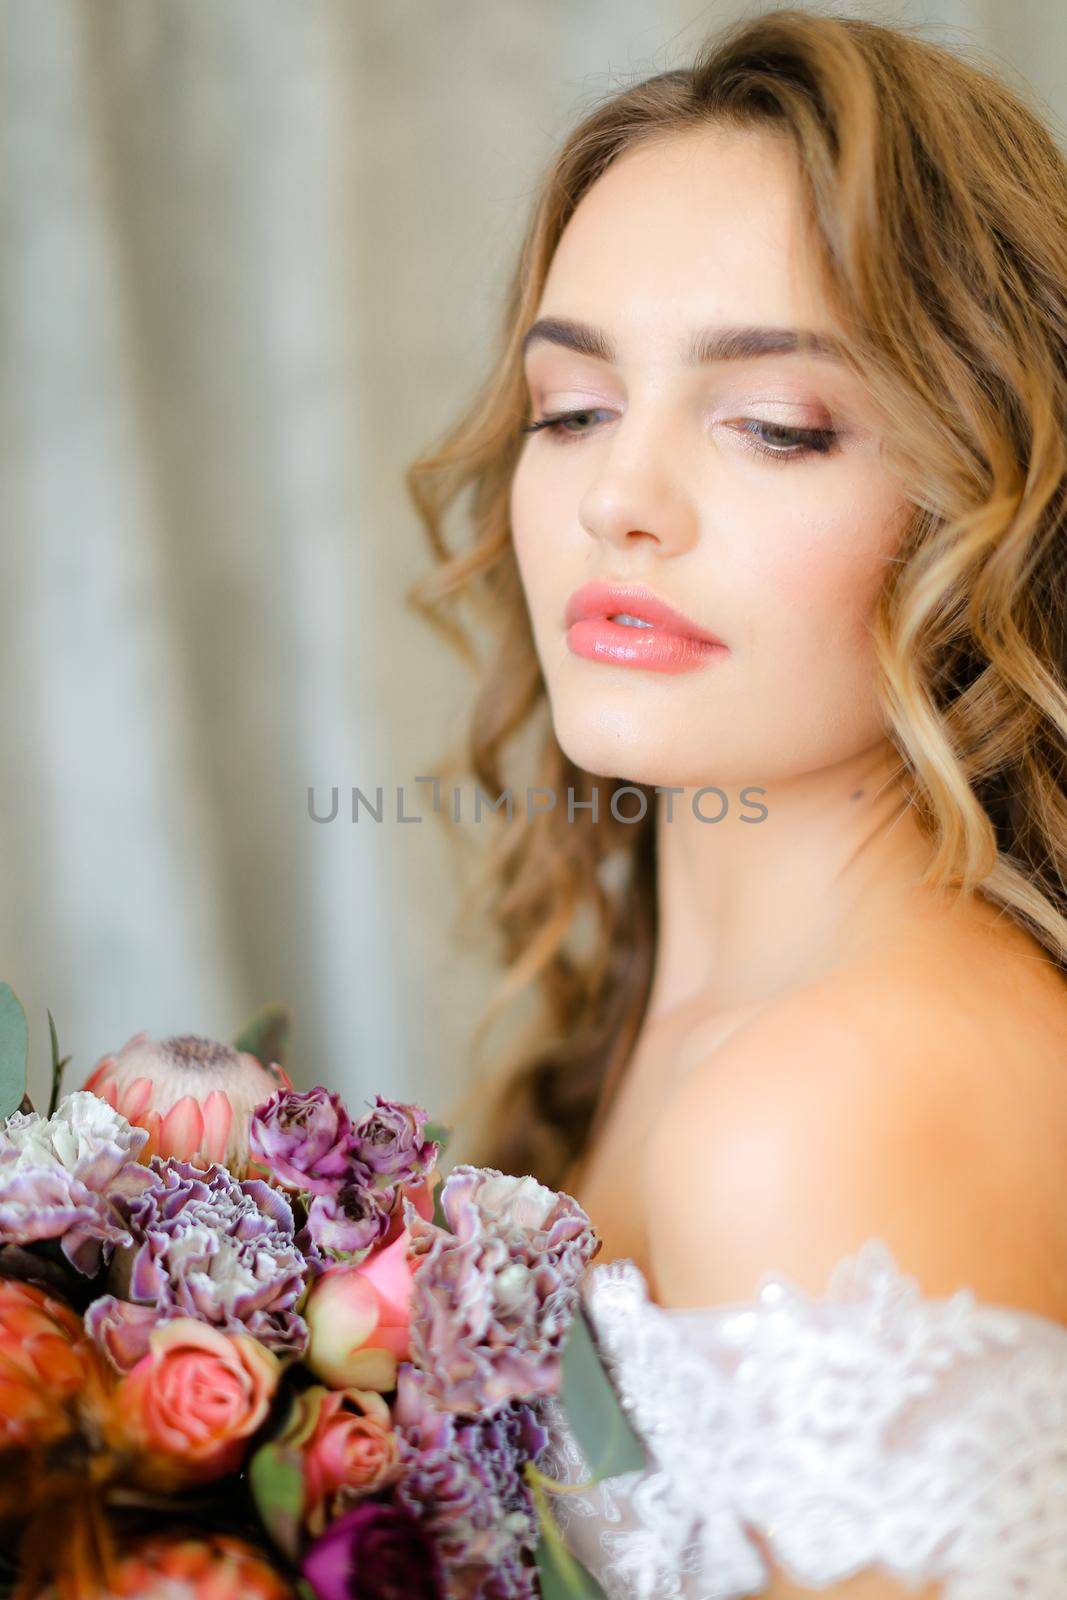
84;1032;291;1175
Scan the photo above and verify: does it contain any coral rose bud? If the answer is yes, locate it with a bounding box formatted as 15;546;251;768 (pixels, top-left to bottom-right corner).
304;1228;415;1391
263;1384;402;1540
113;1318;280;1483
84;1032;290;1175
301;1387;402;1534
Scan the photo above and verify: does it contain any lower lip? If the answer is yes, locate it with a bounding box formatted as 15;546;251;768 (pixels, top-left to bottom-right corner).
566;618;727;673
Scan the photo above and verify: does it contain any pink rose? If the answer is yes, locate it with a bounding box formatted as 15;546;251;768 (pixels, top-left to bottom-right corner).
299;1386;402;1534
304;1228;415;1391
114;1318;280;1483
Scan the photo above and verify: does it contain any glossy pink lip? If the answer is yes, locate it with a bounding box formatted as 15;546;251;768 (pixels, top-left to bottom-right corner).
564;582;726;644
563;581;728;675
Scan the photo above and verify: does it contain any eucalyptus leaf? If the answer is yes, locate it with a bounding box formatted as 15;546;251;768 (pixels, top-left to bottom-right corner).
559;1307;646;1483
0;984;28;1121
533;1535;611;1600
526;1453;613;1600
247;1438;305;1564
233;1002;292;1070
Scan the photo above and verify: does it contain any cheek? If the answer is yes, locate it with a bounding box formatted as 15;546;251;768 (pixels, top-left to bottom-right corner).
739;491;902;669
509;464;570;635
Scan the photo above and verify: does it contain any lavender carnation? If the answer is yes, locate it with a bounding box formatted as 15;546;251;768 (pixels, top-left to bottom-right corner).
0;1091;154;1274
403;1165;600;1413
86;1155;309;1371
351;1095;439;1195
392;1363;546;1600
249;1085;356;1196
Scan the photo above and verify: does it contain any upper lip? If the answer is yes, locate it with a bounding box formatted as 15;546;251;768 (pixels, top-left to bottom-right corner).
564;581;726;646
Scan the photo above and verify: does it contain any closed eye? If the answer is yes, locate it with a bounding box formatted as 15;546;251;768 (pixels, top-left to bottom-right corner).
518;407;840;465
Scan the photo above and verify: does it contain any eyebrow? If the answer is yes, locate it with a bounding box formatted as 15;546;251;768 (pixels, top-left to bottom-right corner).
520;316;847;367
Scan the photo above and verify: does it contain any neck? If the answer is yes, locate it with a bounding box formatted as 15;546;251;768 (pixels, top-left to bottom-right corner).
646;740;941;1022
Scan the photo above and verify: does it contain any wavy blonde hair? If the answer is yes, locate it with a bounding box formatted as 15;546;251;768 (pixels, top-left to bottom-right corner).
404;7;1067;1191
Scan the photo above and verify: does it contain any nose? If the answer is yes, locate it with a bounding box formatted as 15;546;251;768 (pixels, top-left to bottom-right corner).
576;413;701;558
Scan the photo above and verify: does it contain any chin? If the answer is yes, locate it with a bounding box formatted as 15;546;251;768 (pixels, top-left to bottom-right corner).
551;703;712;795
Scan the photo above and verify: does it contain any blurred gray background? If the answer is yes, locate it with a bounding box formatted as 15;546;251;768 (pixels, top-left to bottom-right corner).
1;0;1063;1127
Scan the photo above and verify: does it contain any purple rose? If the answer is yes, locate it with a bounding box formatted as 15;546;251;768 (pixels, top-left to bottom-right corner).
301;1179;393;1262
302;1501;446;1600
250;1086;357;1196
350;1097;439;1195
85;1155;309;1371
403;1166;600;1413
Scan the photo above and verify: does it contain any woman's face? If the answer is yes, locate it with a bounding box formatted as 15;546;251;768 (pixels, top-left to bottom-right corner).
510;125;910;791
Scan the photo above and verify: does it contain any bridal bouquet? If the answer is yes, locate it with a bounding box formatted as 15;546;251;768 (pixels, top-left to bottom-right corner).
0;984;644;1600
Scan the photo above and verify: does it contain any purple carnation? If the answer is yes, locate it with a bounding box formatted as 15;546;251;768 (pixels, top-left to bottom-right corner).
0;1091;154;1275
350;1096;439;1196
85;1155;309;1371
249;1085;357;1196
302;1500;446;1600
403;1166;600;1413
392;1363;546;1599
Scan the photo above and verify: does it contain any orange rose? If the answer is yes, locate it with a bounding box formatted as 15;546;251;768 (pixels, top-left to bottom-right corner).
114;1318;279;1483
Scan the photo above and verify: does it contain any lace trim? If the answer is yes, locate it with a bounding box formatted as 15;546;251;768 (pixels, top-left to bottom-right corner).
535;1240;1067;1598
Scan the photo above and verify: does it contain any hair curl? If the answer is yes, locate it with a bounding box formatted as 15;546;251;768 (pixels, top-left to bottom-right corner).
404;8;1067;1192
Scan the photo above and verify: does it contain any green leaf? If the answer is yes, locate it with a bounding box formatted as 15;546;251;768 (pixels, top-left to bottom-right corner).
558;1307;646;1484
247;1438;305;1564
533;1533;611;1600
423;1120;451;1155
46;1009;70;1119
522;1310;647;1600
526;1458;612;1600
233;1002;292;1070
274;1386;332;1452
0;984;28;1121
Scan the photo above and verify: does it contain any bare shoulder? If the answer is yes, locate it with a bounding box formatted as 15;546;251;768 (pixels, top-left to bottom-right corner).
642;906;1067;1322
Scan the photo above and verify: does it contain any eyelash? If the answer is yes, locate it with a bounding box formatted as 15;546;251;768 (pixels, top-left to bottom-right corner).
518;407;840;464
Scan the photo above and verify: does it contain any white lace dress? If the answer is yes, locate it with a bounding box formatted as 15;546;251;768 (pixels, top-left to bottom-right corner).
535;1239;1067;1597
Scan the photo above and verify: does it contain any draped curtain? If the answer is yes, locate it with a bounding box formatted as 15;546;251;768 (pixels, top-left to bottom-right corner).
0;0;1053;1125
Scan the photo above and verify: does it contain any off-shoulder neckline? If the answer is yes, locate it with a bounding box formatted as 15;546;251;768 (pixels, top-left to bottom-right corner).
582;1234;1067;1344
